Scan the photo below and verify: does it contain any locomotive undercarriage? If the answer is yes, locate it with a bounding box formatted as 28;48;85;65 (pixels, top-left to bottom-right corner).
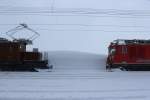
0;60;50;72
107;63;150;71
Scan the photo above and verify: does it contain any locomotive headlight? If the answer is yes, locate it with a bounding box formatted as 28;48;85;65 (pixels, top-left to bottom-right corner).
122;61;127;64
110;48;116;55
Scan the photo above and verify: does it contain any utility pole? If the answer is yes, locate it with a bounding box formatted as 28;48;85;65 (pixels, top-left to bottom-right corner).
51;0;55;13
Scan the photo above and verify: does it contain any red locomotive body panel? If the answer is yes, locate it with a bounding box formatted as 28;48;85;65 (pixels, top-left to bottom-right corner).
106;39;150;70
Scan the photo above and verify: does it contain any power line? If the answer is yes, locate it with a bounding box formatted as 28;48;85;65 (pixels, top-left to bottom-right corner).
0;7;150;18
0;7;150;17
51;0;55;12
0;7;150;13
0;24;149;33
34;28;150;33
0;13;150;19
0;11;150;16
0;23;149;28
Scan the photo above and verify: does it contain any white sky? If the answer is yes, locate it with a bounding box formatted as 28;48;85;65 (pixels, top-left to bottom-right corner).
0;0;150;54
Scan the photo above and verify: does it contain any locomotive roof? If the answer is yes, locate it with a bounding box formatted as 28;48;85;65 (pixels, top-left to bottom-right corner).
0;37;10;43
0;37;32;45
112;39;150;45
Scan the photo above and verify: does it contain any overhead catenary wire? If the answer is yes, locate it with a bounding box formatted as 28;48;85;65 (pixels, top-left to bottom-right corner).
34;28;150;33
0;11;150;16
0;7;150;14
2;28;150;33
0;7;150;18
0;6;149;33
1;24;150;33
0;23;150;28
0;14;150;19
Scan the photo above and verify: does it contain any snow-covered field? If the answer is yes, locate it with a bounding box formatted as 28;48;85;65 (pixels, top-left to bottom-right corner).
0;51;150;100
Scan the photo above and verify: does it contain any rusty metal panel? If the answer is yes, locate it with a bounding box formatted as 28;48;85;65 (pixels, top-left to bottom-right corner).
21;52;41;61
0;43;20;61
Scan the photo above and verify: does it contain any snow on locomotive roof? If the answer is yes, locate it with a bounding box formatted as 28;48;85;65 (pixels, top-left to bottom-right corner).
0;37;32;45
0;37;10;43
112;39;150;45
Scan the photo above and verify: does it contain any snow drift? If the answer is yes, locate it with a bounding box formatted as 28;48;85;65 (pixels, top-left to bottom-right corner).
48;51;107;70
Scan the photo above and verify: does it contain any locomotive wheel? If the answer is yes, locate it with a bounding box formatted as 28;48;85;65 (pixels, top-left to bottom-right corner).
106;65;113;72
120;67;128;71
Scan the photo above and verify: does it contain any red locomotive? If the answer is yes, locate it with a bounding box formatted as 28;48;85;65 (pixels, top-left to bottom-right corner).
0;24;51;71
106;39;150;71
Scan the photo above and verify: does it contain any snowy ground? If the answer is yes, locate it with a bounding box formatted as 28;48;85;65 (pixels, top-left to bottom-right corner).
0;51;150;100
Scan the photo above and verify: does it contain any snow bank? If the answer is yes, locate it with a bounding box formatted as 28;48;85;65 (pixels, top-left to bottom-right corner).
1;51;150;100
48;51;107;70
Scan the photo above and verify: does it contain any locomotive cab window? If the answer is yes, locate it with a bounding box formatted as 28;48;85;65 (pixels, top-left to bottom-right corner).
122;46;127;54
